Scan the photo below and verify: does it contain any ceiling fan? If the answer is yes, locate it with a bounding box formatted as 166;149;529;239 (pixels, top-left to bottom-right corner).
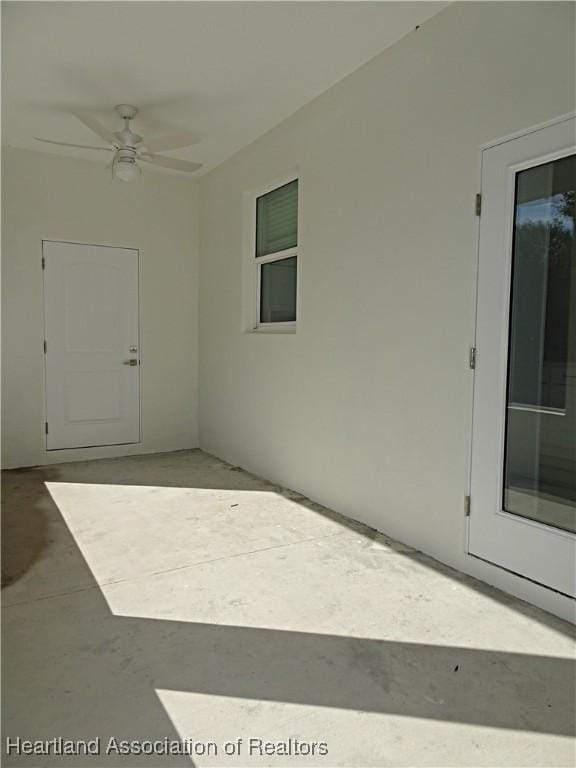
35;104;202;181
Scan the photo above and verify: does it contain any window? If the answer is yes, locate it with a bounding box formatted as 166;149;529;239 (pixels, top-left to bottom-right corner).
254;179;298;328
506;154;575;413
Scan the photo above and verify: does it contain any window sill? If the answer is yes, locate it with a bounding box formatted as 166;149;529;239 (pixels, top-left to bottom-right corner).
249;324;297;335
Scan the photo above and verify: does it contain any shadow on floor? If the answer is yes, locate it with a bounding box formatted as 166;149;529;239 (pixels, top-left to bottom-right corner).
2;452;575;766
1;468;52;588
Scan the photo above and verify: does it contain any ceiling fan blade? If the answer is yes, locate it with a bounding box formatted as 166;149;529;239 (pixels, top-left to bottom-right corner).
35;137;114;152
139;133;200;153
139;154;203;173
71;109;118;146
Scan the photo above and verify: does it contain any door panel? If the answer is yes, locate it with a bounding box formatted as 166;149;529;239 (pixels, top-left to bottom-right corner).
43;241;140;450
469;117;576;597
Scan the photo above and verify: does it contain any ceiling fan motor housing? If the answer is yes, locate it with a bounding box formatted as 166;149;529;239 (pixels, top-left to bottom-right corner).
115;127;143;147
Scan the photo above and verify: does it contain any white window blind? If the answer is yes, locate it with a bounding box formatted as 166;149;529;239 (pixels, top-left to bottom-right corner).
256;179;298;257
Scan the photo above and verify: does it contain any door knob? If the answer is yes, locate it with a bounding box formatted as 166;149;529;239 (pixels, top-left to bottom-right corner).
123;359;138;366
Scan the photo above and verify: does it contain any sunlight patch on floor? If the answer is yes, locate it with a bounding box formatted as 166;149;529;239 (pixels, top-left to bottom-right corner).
154;688;575;768
44;481;345;584
43;481;576;656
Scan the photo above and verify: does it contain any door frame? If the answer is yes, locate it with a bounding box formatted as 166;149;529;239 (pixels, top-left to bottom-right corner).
466;113;576;597
41;238;143;452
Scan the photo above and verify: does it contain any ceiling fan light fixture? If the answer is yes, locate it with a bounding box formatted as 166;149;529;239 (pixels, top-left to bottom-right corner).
113;153;141;182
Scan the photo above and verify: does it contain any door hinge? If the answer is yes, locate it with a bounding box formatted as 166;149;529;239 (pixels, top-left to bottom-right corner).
475;193;482;217
45;422;49;435
43;340;47;353
464;495;471;517
469;346;477;369
41;256;45;270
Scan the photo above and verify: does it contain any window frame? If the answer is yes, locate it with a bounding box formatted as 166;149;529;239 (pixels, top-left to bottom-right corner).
250;174;299;333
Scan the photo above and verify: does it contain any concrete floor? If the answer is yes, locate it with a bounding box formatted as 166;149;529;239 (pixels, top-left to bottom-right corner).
2;450;575;767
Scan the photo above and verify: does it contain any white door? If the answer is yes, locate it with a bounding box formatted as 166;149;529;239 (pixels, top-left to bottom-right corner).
43;241;140;450
469;116;576;597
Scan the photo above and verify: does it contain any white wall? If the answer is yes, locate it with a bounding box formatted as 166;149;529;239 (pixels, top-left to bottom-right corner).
2;147;199;468
199;2;575;613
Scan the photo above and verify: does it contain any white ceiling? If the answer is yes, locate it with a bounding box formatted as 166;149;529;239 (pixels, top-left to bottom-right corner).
2;1;447;176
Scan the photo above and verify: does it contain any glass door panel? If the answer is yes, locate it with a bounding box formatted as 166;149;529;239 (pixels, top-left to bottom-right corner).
503;154;576;533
